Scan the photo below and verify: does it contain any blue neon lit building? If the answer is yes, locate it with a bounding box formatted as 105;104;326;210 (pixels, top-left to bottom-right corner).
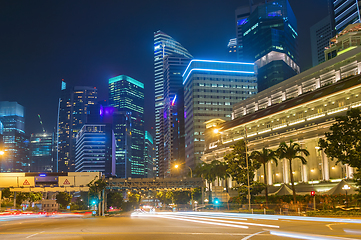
144;131;155;178
0;101;29;172
154;31;193;173
240;0;300;92
30;132;55;172
334;0;361;33
182;60;257;168
109;75;145;178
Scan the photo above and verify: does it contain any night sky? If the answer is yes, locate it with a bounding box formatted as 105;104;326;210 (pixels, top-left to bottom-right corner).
0;0;328;136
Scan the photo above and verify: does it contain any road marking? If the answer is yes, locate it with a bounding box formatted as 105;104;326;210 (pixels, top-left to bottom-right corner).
26;231;44;238
241;230;266;240
326;223;348;230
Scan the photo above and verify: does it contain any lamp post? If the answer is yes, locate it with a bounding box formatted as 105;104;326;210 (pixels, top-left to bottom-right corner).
174;164;193;210
342;184;351;208
0;150;4;211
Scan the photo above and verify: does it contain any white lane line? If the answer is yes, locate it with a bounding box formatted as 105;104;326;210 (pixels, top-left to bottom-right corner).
160;215;279;229
241;230;266;240
156;215;248;229
26;231;44;238
270;230;357;240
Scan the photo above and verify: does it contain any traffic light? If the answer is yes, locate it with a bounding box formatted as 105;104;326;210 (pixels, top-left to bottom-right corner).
214;198;219;204
311;191;315;197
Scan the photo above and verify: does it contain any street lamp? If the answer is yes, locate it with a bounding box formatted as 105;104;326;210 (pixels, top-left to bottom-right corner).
342;184;351;208
174;163;194;210
0;150;4;155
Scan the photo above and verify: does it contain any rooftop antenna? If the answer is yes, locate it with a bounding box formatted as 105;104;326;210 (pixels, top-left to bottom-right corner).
38;114;46;133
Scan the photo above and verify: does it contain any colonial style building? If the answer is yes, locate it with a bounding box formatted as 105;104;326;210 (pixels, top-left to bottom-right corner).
202;46;361;190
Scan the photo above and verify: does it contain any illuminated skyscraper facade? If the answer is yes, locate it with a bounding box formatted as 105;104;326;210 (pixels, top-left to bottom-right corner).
30;132;55;172
154;31;192;172
57;82;97;172
182;60;257;168
144;131;155;178
158;55;190;177
240;0;299;91
334;0;361;33
109;75;145;178
75;124;115;176
0;101;29;172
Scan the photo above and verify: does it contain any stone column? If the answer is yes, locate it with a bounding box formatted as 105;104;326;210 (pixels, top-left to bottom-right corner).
322;151;330;181
302;164;308;182
283;159;289;184
346;164;354;179
267;162;273;185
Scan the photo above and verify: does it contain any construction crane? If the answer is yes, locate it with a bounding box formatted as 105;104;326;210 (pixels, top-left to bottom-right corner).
38;114;46;133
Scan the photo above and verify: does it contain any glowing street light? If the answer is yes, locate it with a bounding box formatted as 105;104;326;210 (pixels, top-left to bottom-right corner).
0;151;4;155
213;128;219;134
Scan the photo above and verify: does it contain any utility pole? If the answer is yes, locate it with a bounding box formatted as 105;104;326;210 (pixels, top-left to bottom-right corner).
244;126;251;211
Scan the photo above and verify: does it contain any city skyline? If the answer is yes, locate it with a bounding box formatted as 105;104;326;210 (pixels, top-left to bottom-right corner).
1;0;329;137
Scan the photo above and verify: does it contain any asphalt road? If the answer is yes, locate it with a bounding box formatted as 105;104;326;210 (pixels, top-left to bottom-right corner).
0;212;361;240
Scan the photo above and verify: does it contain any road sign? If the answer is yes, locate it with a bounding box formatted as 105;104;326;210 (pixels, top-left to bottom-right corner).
18;177;35;187
59;176;74;186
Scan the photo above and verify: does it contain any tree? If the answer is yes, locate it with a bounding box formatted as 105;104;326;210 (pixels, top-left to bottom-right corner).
212;160;230;193
16;192;42;208
56;192;72;209
251;148;278;205
107;192;123;209
277;140;309;204
224;140;262;198
319;108;361;167
87;176;107;215
194;162;217;203
319;108;361;193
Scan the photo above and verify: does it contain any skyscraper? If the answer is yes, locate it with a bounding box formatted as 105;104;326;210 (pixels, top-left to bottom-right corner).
235;1;264;61
30;132;55;172
144;131;155;178
154;31;193;172
0;101;29;172
158;55;191;177
57;81;97;172
240;0;300;92
310;15;336;66
75;124;115;176
334;0;361;33
109;75;145;178
183;60;257;169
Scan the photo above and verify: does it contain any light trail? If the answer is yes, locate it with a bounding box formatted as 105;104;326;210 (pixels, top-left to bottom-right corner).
153;215;249;229
159;214;280;229
270;230;357;240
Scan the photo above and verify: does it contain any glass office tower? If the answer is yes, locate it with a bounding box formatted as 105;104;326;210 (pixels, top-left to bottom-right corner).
183;60;257;169
57;81;97;172
158;55;191;178
30;132;55;172
144;131;155;178
75;124;114;176
241;0;299;92
0;101;29;172
154;31;192;173
334;0;361;33
109;75;145;178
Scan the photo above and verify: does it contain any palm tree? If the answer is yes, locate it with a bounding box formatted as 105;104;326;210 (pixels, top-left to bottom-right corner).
194;162;217;203
212;160;230;193
251;148;277;205
277;140;310;204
